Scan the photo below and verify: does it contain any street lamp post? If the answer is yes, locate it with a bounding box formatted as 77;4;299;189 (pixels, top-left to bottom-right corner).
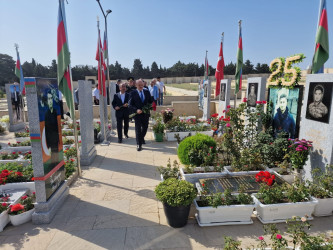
96;0;116;135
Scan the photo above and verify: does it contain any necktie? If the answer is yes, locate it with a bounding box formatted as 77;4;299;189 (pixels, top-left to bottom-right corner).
140;91;144;102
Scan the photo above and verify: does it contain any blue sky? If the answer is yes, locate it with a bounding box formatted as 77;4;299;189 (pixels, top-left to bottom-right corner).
0;0;332;70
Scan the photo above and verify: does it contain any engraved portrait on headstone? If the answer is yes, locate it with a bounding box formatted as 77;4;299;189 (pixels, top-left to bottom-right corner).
10;84;24;124
269;87;302;139
220;83;226;101
306;82;332;124
247;83;258;107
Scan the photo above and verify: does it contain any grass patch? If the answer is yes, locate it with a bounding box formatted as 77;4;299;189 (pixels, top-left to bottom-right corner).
168;83;199;91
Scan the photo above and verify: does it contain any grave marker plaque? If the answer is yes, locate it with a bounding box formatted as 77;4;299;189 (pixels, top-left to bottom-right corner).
25;77;68;224
217;79;231;116
202;80;211;121
246;77;266;107
299;74;333;179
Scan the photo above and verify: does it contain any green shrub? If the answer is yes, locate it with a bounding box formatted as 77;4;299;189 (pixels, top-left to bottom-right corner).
177;133;216;165
155;178;197;207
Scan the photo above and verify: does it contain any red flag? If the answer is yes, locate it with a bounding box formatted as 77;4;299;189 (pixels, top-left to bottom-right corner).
95;29;106;97
215;41;224;97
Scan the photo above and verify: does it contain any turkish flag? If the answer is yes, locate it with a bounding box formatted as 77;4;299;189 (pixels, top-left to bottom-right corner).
215;42;224;97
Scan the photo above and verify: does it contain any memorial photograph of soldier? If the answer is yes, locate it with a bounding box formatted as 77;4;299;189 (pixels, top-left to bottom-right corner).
220;83;226;101
306;82;332;124
247;83;258;107
36;78;64;174
10;84;24;123
269;87;302;139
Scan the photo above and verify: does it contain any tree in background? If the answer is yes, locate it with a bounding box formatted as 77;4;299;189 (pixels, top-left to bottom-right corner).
0;54;16;85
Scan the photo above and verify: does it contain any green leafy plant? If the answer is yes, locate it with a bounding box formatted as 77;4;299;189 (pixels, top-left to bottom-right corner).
0;202;9;213
155;178;197;207
0;115;9;123
8;140;31;147
0;152;20;160
65;159;77;178
14;132;30;137
8;193;35;215
178;133;216;166
307;165;333;199
287;138;312;170
152;119;165;134
62;137;74;145
64;147;77;159
223;236;241;250
157;159;179;180
174;133;192;144
0;163;34;184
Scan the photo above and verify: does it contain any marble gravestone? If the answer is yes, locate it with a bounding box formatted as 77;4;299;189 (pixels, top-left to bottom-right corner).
5;84;25;131
78;80;97;165
218;79;231;116
24;77;68;224
299;74;333;179
246;77;267;107
202;80;211;121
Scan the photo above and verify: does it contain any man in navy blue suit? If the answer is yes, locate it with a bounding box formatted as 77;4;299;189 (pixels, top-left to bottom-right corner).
112;83;130;143
129;79;153;151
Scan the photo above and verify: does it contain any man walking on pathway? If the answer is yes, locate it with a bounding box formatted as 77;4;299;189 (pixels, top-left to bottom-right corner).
112;83;130;143
129;79;152;151
157;77;166;106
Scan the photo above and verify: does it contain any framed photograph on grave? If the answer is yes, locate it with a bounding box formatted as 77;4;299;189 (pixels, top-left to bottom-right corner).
220;82;226;101
305;82;332;124
268;86;303;139
247;83;258;107
9;84;24;124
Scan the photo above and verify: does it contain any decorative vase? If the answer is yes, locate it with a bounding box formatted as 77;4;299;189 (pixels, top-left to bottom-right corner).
163;203;191;228
154;133;164;142
9;208;35;226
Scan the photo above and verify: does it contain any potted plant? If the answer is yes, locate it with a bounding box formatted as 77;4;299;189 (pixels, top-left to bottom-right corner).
8;193;35;226
152;119;165;142
161;108;174;124
195;184;255;226
0;201;10;232
308;165;333;217
155;178;197;228
157;159;180;181
252;180;318;224
287;138;312;180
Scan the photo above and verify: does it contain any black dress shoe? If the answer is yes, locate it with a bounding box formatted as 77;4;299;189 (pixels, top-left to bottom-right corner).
142;140;146;144
118;139;122;143
137;145;142;151
125;134;129;139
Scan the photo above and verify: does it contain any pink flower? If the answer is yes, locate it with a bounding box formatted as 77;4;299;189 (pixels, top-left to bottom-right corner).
262;100;267;104
256;101;262;104
226;123;231;127
258;236;264;241
21;195;28;200
242;97;247;102
227;105;231;108
1;203;7;207
276;234;282;239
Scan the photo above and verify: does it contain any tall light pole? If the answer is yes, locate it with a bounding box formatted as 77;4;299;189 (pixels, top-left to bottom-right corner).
96;0;116;134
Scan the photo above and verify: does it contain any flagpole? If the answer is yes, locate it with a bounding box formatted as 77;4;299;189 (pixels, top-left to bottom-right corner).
235;20;242;109
59;0;82;177
97;17;109;146
14;43;27;123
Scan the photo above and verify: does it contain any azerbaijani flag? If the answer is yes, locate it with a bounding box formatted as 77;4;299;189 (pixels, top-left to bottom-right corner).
215;41;224;97
57;0;74;117
311;0;329;74
235;22;243;94
96;28;106;97
204;52;210;80
15;49;25;94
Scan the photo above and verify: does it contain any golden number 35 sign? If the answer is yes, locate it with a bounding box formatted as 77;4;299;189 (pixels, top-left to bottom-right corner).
267;54;305;88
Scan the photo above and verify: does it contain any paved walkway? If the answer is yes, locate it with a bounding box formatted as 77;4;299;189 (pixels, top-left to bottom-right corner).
0;124;333;249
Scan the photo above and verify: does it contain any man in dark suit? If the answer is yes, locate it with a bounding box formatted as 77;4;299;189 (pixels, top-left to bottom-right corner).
11;85;21;120
112;83;130;143
129;79;153;151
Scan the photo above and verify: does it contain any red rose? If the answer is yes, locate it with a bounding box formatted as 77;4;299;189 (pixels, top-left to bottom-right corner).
11;203;24;212
256;101;262;104
242;97;247;102
276;234;282;239
12;152;16;155
21;195;28;200
227;105;231;108
262;101;267;104
1;203;7;207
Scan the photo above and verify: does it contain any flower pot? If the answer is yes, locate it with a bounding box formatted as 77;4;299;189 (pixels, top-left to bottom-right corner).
0;211;10;232
154;132;164;142
194;199;255;226
252;194;318;224
313;197;333;217
9;208;35;226
163;203;191;228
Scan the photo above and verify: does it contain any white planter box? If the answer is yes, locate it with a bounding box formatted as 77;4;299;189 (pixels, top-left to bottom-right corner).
252;194;318;224
1;146;31;154
179;116;196;122
313;197;333;217
197;130;214;136
224;166;261;176
15;137;30;143
180;167;226;184
0;211;10;232
194;199;255;226
0;182;35;194
165;131;194;142
9;208;35;226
